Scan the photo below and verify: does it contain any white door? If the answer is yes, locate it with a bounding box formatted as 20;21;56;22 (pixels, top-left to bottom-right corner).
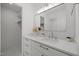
1;3;22;55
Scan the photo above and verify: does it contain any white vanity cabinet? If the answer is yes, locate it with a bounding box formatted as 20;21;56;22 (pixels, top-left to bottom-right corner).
23;37;70;56
23;37;31;56
31;40;70;56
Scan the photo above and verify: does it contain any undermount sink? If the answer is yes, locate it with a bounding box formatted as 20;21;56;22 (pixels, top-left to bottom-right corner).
40;37;75;43
29;33;75;43
40;37;58;42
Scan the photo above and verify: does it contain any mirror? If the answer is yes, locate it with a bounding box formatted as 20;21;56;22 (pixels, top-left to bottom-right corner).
35;4;67;32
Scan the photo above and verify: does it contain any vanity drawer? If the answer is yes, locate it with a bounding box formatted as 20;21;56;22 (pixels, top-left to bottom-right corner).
39;44;69;56
31;41;49;52
31;43;47;56
31;41;69;56
46;47;69;56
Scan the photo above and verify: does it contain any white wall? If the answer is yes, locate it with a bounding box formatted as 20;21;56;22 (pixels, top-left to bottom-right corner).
22;4;34;35
0;4;1;55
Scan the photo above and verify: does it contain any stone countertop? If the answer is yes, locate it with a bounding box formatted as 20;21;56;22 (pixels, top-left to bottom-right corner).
24;33;79;56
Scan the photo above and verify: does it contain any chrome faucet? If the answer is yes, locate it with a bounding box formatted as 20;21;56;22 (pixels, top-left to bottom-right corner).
48;32;53;39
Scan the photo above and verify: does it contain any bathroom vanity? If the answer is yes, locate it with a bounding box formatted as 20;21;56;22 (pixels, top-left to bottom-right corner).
22;34;79;56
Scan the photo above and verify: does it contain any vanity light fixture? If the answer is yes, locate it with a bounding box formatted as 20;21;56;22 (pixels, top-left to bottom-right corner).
37;3;63;14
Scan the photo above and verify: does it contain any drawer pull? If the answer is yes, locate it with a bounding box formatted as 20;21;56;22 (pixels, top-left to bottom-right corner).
40;45;48;50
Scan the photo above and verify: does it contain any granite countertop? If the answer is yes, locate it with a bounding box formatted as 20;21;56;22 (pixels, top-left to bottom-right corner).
25;33;79;56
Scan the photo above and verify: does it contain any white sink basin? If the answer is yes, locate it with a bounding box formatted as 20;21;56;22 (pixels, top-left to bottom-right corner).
29;33;75;43
40;37;58;42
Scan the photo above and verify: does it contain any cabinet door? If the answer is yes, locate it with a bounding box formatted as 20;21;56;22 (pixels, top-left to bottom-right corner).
31;41;42;56
31;41;47;56
31;45;42;56
23;37;31;56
